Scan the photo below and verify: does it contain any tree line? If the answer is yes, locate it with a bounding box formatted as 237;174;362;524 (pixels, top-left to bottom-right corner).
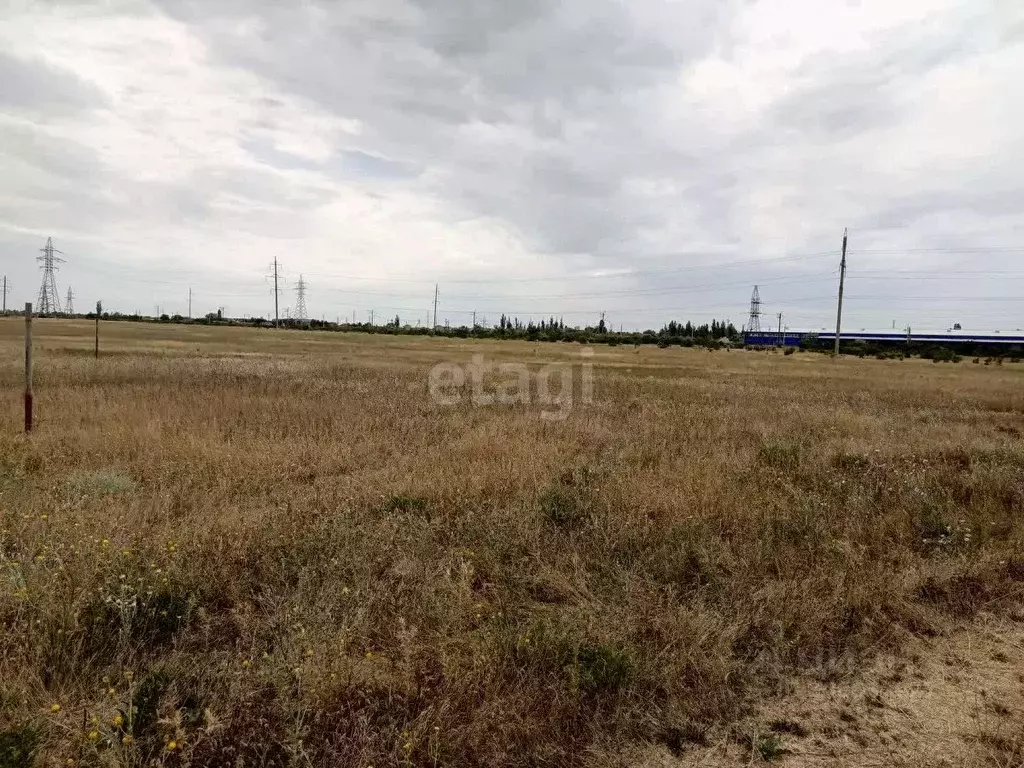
71;309;742;347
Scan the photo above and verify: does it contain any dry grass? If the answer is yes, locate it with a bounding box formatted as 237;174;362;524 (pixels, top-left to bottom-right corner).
0;318;1023;767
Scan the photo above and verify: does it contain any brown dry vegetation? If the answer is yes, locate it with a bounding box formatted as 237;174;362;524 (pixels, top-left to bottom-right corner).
0;318;1023;767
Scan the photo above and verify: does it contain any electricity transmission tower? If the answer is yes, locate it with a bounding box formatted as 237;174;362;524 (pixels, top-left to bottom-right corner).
37;237;65;314
294;275;308;321
2;276;8;312
746;285;762;333
65;287;75;316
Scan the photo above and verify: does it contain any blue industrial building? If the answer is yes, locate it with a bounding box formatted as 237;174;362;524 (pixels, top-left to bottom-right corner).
744;330;1024;347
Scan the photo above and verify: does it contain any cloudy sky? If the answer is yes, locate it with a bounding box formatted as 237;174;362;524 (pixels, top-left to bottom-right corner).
1;0;1022;331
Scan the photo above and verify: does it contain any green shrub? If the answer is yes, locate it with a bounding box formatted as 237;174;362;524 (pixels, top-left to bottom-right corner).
754;732;785;761
570;644;634;694
0;725;38;768
539;487;588;528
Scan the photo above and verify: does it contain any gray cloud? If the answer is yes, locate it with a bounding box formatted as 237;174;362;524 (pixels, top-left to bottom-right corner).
0;50;109;115
1;0;1022;330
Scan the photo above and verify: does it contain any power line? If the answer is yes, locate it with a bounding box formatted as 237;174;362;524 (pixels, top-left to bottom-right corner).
307;272;838;302
296;249;841;285
849;247;1024;253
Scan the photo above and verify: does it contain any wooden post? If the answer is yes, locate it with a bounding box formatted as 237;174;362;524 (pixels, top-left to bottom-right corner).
95;301;101;358
24;302;33;433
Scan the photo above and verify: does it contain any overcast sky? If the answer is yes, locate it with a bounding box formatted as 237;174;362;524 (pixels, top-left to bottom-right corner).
1;0;1022;331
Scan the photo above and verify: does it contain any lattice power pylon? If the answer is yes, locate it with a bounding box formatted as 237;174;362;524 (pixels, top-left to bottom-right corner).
746;285;762;333
294;274;308;321
37;237;65;314
65;286;75;315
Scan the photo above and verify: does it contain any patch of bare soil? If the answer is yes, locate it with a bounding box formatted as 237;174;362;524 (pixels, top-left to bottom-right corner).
633;612;1024;767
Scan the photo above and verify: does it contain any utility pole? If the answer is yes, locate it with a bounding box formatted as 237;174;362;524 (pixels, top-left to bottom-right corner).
432;284;438;330
188;287;192;321
472;310;476;329
2;275;7;312
24;303;33;433
834;228;848;356
369;309;374;326
95;301;101;358
271;258;281;327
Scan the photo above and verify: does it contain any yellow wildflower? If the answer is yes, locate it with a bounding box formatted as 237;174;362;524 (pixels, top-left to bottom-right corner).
50;704;61;713
87;730;99;741
166;740;177;751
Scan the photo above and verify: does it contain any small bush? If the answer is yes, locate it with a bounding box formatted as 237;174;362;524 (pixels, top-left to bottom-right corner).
539;487;588;528
783;347;795;356
754;732;785;762
79;583;199;661
0;725;38;768
539;468;598;528
571;643;634;694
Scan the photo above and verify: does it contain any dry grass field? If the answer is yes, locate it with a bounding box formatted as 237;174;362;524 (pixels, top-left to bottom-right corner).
1;318;1022;767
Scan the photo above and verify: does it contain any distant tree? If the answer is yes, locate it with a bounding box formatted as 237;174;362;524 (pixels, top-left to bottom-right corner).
953;323;962;330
